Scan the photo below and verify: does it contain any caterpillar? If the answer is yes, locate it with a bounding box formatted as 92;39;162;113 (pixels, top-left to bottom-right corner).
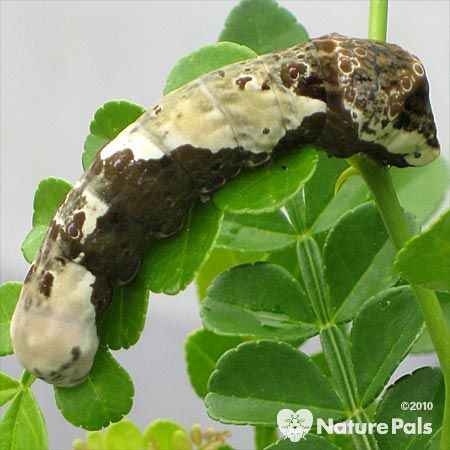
11;34;440;387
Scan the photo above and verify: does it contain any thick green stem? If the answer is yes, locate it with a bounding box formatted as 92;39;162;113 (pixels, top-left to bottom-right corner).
368;0;388;41
254;426;278;450
364;2;450;447
296;237;378;449
350;154;450;449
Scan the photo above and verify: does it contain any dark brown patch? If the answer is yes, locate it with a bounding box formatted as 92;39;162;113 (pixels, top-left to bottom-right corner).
71;346;81;361
235;76;252;90
67;211;85;239
280;63;307;87
314;38;337;54
90;273;113;317
339;58;353;74
39;271;54;297
218;70;225;78
261;79;271;90
262;128;270;135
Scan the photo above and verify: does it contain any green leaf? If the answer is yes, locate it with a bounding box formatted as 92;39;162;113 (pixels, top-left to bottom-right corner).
85;431;106;450
141;200;223;295
304;153;368;234
143;420;187;450
205;340;344;425
22;177;72;263
395;209;450;292
0;282;21;356
412;292;450;353
201;263;318;341
214;146;318;214
54;347;134;430
375;367;444;450
21;225;47;263
97;272;149;350
0;387;48;450
196;247;265;301
217;211;297;252
0;373;21;407
392;157;449;224
266;435;339;450
265;245;301;280
310;352;332;380
32;177;72;227
218;0;309;55
82;100;146;170
104;419;143;450
185;328;242;398
164;42;257;95
351;287;423;407
324;203;398;322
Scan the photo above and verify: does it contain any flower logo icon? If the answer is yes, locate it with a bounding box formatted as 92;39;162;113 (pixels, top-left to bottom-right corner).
277;409;313;442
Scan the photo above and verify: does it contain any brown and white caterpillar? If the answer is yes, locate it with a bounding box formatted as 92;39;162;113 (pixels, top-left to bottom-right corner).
11;34;440;387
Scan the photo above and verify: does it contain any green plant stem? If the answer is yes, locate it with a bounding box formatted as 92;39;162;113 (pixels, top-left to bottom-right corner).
254;426;278;450
350;154;450;449
296;237;379;450
20;370;36;387
365;2;450;447
368;0;388;41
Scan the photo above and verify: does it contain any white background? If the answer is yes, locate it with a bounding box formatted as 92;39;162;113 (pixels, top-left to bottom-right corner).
1;1;448;449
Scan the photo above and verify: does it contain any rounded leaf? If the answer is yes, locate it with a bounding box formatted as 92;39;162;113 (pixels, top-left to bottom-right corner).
0;282;22;356
219;0;309;55
201;262;317;341
164;42;257;94
185;328;242;398
214;145;318;214
0;387;47;450
54;347;134;430
206;340;344;425
104;419;143;450
143;420;187;450
141;200;223;295
395;209;450;292
82;100;145;170
375;367;444;450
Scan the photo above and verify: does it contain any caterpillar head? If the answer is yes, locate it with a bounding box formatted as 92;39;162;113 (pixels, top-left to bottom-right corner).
315;34;440;167
360;41;440;167
10;256;111;387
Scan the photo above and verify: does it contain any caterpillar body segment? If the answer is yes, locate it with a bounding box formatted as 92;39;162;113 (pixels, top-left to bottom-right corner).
10;34;440;387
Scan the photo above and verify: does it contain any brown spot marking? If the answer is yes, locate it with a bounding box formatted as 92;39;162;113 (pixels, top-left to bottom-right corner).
67;211;86;239
297;53;305;60
280;63;308;88
218;70;225;78
413;62;424;76
71;346;81;361
24;264;36;284
339;58;353;74
261;79;271;90
235;76;252;90
354;47;367;57
39;271;54;297
315;39;337;53
262;128;270;135
273;54;281;61
401;76;412;91
153;105;162;115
